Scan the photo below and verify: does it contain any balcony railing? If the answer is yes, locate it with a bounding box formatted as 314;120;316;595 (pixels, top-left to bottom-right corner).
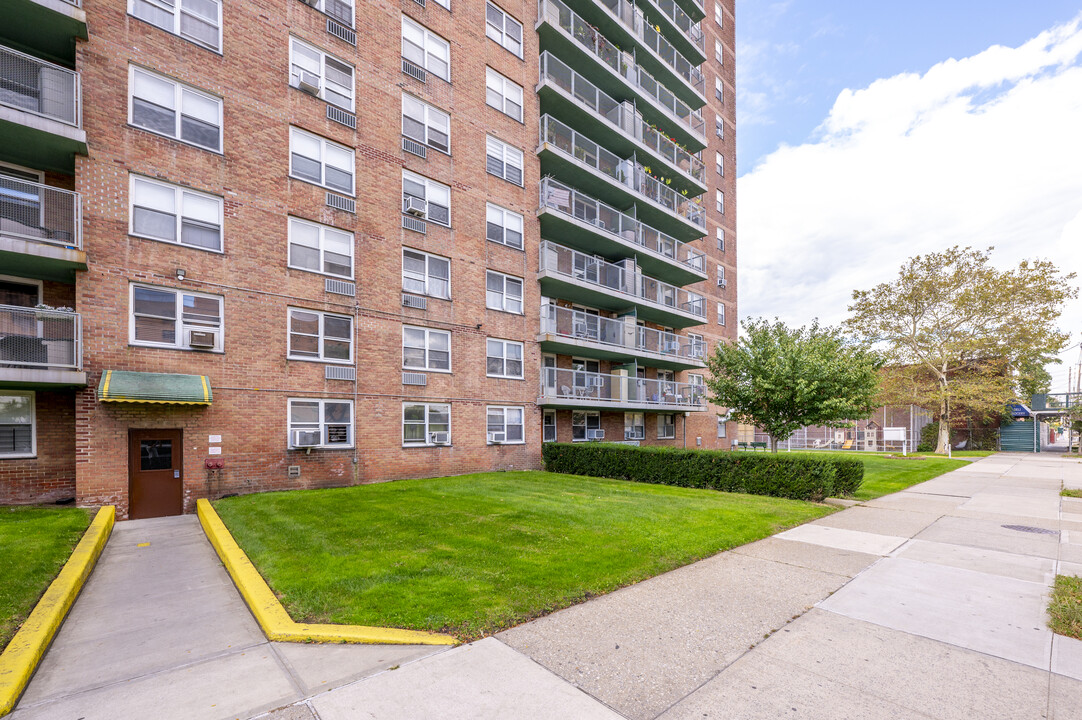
0;176;81;249
541;302;705;360
540;115;705;229
541;366;707;409
540;240;706;319
0;304;81;370
648;0;705;52
0;45;80;127
539;178;704;272
593;0;705;95
539;53;705;186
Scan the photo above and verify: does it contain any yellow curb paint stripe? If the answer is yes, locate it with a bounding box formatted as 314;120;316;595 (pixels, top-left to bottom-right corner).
0;506;115;717
196;499;456;646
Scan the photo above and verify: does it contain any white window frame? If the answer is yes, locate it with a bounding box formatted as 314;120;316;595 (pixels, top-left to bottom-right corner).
431;0;450;10
572;410;600;442
718;302;726;326
287;308;353;364
715;115;724;139
402;17;451;82
289;126;356;196
128;174;223;253
128;0;222;52
0;390;35;459
289;36;356;111
716;226;725;251
717;265;726;287
715;2;723;26
486;270;523;314
402;248;451;299
402;170;451;227
715;39;724;65
485;68;523;121
688;334;705;359
716;151;724;176
288;398;355;449
543;409;557;442
485;136;524;186
128;66;223;152
486;2;523;58
487;405;525;444
716;189;724;214
688;373;704;386
717;415;727;438
402;326;452;372
402;94;450;155
715;76;723;103
129;283;224;351
402;402;451;446
486;203;523;249
486;338;524;379
287;216;354;279
658;413;675;439
625;412;645;441
302;0;355;27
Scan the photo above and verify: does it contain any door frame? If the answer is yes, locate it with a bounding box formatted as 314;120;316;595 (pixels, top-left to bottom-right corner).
128;428;184;519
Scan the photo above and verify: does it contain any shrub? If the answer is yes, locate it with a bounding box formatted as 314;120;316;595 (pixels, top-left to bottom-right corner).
917;421;939;452
831;458;864;496
542;443;840;502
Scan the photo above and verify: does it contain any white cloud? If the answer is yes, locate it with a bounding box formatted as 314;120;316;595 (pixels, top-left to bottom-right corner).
737;16;1082;390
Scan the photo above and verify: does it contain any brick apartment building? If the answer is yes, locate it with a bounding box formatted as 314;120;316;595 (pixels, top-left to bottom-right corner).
0;0;736;519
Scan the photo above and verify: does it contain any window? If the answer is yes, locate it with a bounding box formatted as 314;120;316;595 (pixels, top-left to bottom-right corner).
290;127;355;194
717;265;726;288
716;189;724;214
717;415;727;438
716;226;725;251
288;217;353;278
130;175;222;252
402;17;450;81
402;95;450;154
486;271;523;314
716;151;724;176
288;308;352;363
403;403;451;445
715;2;723;26
486;203;523;249
402;170;451;226
572;411;600;441
486;136;524;185
129;66;221;151
303;0;354;26
658;414;675;439
288;398;353;449
715;77;723;102
715;115;724;139
543;410;556;442
290;37;355;111
486;3;523;57
625;412;645;441
487;406;525;443
717;302;726;326
486;338;523;378
130;284;223;350
402;249;450;299
688;373;704;387
688;334;705;359
129;0;221;51
0;391;34;458
403;326;451;371
485;69;523;121
0;277;40;307
715;39;724;65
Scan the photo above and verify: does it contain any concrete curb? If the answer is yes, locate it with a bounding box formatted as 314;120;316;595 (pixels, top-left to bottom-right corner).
0;505;115;717
196;499;457;646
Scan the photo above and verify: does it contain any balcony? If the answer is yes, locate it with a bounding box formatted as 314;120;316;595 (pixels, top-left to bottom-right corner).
672;0;705;22
539;115;705;240
538;52;705;196
539;366;707;412
538;178;705;285
539;240;706;328
0;175;85;281
539;302;706;370
0;304;85;388
536;0;706;150
0;45;86;173
0;0;87;67
637;0;705;64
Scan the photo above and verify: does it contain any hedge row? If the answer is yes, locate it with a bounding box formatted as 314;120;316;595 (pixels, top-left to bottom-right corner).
542;443;864;502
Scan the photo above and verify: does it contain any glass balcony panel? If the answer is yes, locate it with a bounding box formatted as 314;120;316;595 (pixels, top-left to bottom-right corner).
540;365;707;409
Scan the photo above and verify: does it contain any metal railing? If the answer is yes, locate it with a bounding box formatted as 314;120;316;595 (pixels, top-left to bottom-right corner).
539;53;705;185
541;302;705;359
0;45;80;127
539;178;704;272
541;366;707;408
648;0;704;51
0;176;81;249
540;241;706;318
0;304;81;370
594;0;704;94
540;115;705;229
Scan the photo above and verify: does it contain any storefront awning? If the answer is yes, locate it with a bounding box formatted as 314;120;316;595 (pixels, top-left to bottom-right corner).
97;370;212;405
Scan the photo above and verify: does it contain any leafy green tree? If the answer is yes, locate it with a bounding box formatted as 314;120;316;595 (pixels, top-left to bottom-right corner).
705;319;883;452
846;246;1077;454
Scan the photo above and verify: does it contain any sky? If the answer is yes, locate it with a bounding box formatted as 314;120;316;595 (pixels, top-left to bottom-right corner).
735;1;1082;393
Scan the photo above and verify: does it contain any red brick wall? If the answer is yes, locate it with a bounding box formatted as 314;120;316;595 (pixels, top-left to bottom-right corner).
0;391;76;505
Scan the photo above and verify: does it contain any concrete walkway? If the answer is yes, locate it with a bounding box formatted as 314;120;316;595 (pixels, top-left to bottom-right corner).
12;453;1082;719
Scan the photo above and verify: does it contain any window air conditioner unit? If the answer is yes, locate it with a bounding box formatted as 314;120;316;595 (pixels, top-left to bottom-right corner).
428;431;450;445
573;322;589;337
717;278;727;288
587;429;605;441
187;329;218;349
297;71;321;96
625;430;644;441
488;431;506;444
403;196;428;217
291;429;321;447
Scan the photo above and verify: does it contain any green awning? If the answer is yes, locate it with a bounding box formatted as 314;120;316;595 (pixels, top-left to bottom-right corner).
97;370;212;405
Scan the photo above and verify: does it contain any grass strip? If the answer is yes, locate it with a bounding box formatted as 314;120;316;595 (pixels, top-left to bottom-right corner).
1049;574;1082;639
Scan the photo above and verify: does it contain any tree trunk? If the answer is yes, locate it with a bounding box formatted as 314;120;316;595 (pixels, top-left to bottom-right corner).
771;437;778;453
935;385;950;454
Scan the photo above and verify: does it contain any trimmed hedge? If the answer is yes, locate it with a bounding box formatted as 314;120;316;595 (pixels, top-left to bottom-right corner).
542;443;856;502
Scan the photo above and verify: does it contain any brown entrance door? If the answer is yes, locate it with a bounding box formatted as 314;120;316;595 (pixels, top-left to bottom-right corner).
128;429;183;519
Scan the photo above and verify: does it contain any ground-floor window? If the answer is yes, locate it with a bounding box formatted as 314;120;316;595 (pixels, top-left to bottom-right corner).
717;416;727;438
403;402;451;446
487;405;524;444
625;412;645;441
542;410;556;442
0;391;34;457
658;413;675;439
288;398;354;449
572;410;601;441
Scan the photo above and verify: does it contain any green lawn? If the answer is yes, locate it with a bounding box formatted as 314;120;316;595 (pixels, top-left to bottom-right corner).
1049;574;1082;639
783;451;971;500
0;506;91;652
214;471;834;639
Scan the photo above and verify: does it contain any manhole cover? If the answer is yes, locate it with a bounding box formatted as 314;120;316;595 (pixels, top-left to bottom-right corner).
1002;524;1058;535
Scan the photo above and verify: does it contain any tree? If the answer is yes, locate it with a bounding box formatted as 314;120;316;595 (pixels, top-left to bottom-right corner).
705;318;883;452
845;246;1077;454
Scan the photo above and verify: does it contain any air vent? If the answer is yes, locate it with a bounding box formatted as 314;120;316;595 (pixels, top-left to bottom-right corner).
412;0;426;6
402;136;427;158
326;18;356;45
326;193;355;213
402;293;427;309
325;365;356;381
287;465;301;478
402;58;427;83
403;372;427;386
325;278;355;296
402;215;427;234
327;105;356;128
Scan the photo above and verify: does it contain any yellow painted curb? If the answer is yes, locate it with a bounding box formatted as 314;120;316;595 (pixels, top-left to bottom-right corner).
196;499;457;646
0;506;115;716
